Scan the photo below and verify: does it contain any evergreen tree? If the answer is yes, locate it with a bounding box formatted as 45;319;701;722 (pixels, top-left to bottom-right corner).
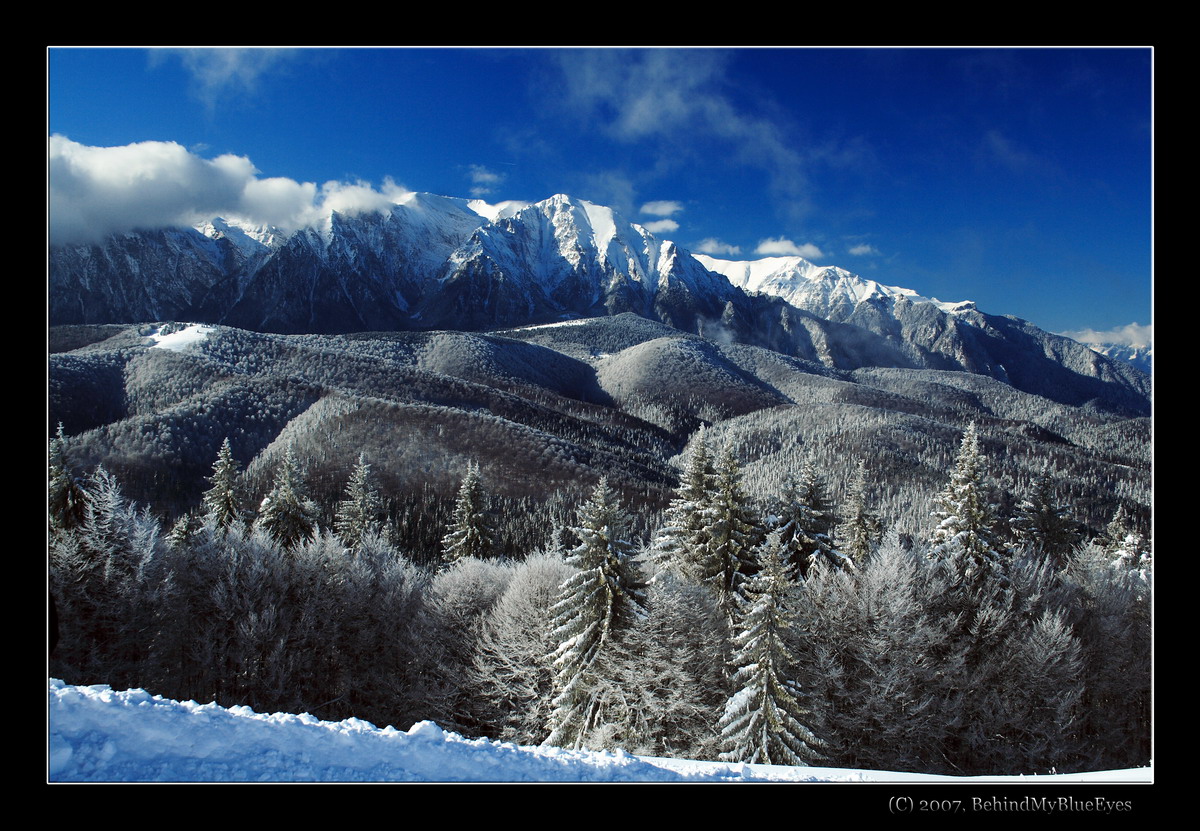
651;427;715;581
703;444;761;620
1011;470;1078;568
256;444;318;551
1103;505;1133;550
1109;525;1152;582
928;423;1005;598
770;457;844;579
1102;506;1151;580
48;423;85;531
836;459;881;567
334;452;383;553
202;437;245;530
167;511;204;550
544;478;647;749
718;530;823;765
440;462;493;570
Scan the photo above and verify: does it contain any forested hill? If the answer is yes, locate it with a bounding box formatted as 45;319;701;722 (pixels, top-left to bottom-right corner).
49;317;1148;553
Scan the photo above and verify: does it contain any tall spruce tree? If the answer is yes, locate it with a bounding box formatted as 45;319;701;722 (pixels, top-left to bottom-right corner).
718;530;824;766
202;437;245;530
48;423;85;532
441;462;493;570
256;444;318;551
928;423;1005;598
704;444;761;620
770;455;845;578
837;459;881;567
651;427;715;581
544;478;646;749
1011;471;1078;569
335;452;383;553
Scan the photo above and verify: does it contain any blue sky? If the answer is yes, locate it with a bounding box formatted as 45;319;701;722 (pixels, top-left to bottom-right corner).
48;47;1152;336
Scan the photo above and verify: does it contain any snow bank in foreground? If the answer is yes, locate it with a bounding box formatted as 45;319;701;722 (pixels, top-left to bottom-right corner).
47;680;1151;783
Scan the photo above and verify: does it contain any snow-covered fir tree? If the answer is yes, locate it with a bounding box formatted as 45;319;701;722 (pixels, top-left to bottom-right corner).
1010;470;1078;568
334;453;383;553
651;427;715;581
48;423;85;532
928;423;1005;597
167;511;205;550
769;457;844;579
1102;505;1150;579
703;444;761;620
202;438;245;530
1108;521;1152;583
256;444;318;551
440;462;493;570
544;478;647;750
836;459;880;567
718;530;824;766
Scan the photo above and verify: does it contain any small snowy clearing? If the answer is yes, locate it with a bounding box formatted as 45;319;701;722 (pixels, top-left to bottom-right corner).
47;680;1151;784
147;323;214;352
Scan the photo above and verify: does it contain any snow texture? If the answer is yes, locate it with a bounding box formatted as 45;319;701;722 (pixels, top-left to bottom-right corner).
47;680;1150;783
148;323;214;352
695;253;973;319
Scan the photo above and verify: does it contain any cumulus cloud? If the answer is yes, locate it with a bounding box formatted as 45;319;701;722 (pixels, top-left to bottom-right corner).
641;200;683;217
695;238;742;256
468;164;505;197
848;243;881;256
49;136;409;245
755;237;825;259
643;219;679;235
1060;322;1152;347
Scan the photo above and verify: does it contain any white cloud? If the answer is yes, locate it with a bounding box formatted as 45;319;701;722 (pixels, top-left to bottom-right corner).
318;179;402;219
576;170;637;218
643;219;679;234
848;243;881;256
49;136;409;245
468;164;505;197
157;48;301;108
641;200;683;217
695;238;742;256
1059;322;1152;347
755;237;825;259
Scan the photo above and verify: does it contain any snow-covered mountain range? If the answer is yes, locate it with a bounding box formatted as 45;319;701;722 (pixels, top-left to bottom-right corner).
1058;325;1152;376
49;191;1150;415
695;253;977;322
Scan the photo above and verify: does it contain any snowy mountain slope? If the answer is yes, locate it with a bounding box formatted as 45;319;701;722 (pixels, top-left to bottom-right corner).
1058;324;1152;374
48;679;1152;783
416;194;742;330
694;252;1150;414
1088;343;1151;375
696;253;974;321
49;190;1150;414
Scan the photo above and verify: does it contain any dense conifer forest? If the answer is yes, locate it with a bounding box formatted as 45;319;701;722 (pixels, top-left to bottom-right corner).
48;319;1151;775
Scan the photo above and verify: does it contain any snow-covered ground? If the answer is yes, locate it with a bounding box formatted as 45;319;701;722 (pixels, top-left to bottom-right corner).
47;680;1152;784
147;323;214;352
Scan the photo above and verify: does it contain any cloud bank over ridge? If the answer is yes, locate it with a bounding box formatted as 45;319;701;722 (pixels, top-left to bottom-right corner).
49;135;409;245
